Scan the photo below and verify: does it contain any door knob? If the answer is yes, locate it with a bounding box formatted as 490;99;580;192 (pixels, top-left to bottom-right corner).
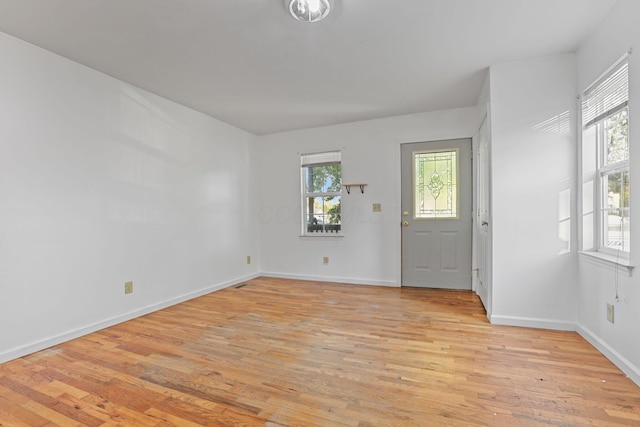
403;221;409;227
481;220;489;226
403;211;409;216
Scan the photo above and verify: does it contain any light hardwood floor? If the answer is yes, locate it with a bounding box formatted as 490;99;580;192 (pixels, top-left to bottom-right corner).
1;277;639;426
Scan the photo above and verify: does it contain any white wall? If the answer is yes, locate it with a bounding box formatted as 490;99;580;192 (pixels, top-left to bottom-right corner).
576;0;640;385
477;72;491;126
256;108;478;286
0;33;259;363
489;54;578;330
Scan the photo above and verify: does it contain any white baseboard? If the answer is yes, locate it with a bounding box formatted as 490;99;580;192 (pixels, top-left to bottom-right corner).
6;274;638;391
0;273;259;364
490;314;576;331
260;271;399;287
576;323;640;387
491;316;640;387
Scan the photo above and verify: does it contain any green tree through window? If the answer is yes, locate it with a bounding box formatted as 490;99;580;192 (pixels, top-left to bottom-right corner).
301;152;342;234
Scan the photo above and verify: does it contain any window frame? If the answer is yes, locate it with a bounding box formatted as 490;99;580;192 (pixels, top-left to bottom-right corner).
300;151;343;236
581;57;630;258
596;110;630;255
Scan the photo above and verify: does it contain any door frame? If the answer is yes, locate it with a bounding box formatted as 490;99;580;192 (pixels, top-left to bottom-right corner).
396;134;491;312
399;138;473;289
472;115;492;317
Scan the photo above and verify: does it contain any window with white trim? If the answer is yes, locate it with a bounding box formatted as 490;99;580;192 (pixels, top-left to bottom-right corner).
581;58;630;255
301;151;342;234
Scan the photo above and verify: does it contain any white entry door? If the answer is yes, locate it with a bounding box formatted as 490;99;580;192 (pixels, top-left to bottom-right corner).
401;139;472;289
475;119;492;311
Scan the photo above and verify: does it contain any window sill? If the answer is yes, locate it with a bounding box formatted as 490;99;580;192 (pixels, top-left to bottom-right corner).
578;251;634;276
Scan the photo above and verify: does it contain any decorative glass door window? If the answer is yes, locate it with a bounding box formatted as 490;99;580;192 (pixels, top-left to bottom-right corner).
413;149;459;219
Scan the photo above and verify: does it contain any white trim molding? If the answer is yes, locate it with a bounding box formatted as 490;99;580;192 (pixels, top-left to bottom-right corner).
490;314;576;332
260;271;399;287
577;323;640;387
0;273;260;365
578;251;634;276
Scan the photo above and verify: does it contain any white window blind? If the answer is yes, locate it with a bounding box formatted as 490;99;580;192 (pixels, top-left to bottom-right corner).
582;60;629;129
301;151;341;167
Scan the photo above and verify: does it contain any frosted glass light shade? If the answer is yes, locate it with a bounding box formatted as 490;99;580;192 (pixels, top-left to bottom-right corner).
289;0;331;23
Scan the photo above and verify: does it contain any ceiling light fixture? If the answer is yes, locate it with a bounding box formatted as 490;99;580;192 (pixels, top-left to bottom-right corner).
288;0;331;23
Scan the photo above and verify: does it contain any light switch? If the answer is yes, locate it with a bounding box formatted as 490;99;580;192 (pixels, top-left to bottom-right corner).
372;203;382;212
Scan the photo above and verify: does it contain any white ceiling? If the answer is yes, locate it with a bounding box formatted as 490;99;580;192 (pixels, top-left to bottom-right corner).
0;0;617;135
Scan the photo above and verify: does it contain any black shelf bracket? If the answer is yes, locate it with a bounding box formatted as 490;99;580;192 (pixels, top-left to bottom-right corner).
343;183;367;194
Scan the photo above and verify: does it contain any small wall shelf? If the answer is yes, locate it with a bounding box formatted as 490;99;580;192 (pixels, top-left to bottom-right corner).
343;183;367;194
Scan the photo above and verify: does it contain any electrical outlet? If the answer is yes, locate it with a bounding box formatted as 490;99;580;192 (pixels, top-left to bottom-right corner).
372;203;382;212
246;255;251;265
606;303;614;323
323;256;329;265
125;281;133;294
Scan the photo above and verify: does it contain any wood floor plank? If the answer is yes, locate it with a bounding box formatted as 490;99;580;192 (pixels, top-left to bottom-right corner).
1;276;640;426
